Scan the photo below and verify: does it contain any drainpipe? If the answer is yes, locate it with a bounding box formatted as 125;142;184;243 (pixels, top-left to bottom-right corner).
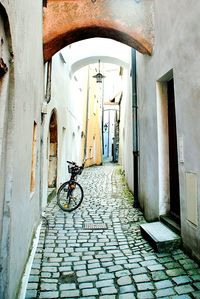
101;79;105;162
131;48;139;208
107;110;110;157
102;102;104;156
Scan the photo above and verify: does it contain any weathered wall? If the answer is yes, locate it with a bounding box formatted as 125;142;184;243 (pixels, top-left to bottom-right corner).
41;52;70;208
0;5;13;297
0;1;43;298
123;68;134;193
41;50;86;208
137;0;200;261
118;66;134;194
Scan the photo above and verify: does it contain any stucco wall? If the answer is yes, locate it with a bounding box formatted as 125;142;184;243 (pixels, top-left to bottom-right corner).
124;70;134;194
119;68;134;194
41;52;70;208
0;1;43;298
137;0;200;260
41;50;87;209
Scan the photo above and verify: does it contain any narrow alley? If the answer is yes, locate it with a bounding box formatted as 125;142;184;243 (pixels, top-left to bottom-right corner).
25;164;200;299
2;2;200;299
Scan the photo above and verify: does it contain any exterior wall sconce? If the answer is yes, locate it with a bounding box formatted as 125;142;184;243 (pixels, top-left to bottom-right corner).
103;123;108;132
93;60;105;83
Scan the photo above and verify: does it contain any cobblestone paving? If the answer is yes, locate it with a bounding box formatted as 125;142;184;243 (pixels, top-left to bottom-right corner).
26;164;200;299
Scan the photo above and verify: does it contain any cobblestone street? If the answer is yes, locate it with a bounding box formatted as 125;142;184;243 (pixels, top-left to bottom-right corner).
26;164;200;299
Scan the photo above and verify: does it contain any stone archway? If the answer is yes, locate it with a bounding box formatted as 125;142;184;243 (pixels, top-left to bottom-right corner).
48;111;58;188
43;0;154;61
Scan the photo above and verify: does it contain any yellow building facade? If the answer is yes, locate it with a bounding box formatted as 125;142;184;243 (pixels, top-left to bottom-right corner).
81;65;103;167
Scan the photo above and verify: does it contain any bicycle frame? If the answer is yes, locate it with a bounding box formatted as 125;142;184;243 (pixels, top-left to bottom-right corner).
57;161;84;212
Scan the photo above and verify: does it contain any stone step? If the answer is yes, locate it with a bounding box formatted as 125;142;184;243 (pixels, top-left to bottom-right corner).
160;214;181;235
140;221;181;252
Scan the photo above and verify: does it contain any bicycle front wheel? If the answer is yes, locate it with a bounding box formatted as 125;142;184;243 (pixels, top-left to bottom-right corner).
57;180;84;212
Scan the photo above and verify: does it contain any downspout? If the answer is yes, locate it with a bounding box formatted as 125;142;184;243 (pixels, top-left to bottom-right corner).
131;48;139;208
101;79;105;161
107;110;110;157
102;102;104;156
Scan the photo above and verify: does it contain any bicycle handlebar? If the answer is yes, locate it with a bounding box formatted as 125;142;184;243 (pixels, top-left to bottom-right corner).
67;160;85;168
67;160;76;165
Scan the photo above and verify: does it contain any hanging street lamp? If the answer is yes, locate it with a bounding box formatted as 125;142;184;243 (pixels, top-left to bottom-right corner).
93;60;106;83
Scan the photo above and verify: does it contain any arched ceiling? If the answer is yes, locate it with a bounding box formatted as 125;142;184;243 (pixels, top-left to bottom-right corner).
43;0;154;62
70;56;129;77
60;38;131;76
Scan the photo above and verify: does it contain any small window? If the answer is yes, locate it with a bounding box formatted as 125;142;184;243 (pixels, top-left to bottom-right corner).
30;122;37;193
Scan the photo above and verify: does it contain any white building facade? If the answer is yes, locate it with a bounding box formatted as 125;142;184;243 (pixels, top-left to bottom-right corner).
136;0;200;261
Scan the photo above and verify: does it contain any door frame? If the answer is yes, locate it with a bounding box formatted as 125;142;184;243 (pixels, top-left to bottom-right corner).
156;70;181;223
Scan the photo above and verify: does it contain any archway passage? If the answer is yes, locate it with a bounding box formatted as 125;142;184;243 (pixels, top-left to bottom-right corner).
43;0;154;61
48;111;58;188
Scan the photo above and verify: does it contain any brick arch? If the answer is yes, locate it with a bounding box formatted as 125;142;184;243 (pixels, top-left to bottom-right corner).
43;0;154;61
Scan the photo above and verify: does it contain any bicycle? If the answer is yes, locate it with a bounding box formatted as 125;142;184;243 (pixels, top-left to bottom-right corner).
57;160;84;212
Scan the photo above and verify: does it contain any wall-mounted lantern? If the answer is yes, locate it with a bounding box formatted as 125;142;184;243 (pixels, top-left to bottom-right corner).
93;60;105;83
103;123;108;133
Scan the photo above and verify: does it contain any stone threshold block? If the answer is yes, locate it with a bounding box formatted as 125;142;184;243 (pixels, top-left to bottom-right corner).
140;222;181;252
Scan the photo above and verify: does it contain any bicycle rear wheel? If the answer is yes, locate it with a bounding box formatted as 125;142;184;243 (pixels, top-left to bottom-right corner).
57;180;84;212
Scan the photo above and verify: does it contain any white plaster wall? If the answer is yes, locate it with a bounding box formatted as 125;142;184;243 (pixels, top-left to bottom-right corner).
137;0;200;260
123;69;134;193
41;51;86;209
119;67;134;193
65;67;86;166
0;7;11;249
0;1;43;298
41;52;70;208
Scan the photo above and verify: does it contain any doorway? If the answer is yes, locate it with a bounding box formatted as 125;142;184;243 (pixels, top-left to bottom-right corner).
167;78;180;223
157;74;181;225
48;111;58;189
